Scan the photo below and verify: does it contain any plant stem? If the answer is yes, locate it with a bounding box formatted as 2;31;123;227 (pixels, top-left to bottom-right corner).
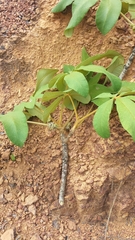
77;109;97;128
27;120;48;126
67;94;78;122
59;132;69;206
119;45;135;80
120;12;135;28
62;111;75;131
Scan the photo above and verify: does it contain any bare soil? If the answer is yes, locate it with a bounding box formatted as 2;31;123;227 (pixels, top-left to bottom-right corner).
1;0;135;239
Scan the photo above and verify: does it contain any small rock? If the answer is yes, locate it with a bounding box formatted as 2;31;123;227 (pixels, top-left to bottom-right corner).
0;176;3;185
28;204;36;215
2;149;10;160
24;194;38;206
0;193;5;203
1;228;14;240
67;220;76;231
30;234;42;240
5;192;13;201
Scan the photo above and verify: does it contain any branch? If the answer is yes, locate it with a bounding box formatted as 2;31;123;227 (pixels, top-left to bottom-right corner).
59;132;69;206
119;46;135;80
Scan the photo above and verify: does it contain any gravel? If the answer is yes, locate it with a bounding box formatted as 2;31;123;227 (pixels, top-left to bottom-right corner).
0;0;39;37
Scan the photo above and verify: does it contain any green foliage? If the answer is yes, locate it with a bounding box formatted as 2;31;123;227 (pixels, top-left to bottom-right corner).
0;110;28;147
52;0;135;37
96;0;121;35
1;48;135;146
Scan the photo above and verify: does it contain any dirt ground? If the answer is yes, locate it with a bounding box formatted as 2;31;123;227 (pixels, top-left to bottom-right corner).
1;0;135;239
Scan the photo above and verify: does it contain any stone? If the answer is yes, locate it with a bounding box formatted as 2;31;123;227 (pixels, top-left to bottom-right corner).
1;149;10;160
28;204;36;215
67;220;77;231
30;234;42;240
1;228;14;240
0;176;3;185
24;194;38;206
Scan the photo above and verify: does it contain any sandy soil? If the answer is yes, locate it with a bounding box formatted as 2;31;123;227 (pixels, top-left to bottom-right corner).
1;0;135;239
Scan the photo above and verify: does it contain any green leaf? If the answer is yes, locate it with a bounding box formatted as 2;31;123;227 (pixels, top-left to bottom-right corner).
94;92;114;99
57;76;67;91
129;4;135;19
70;90;91;104
126;95;135;101
122;0;135;4
77;50;123;68
48;73;65;88
92;98;111;106
96;0;122;34
88;73;102;85
52;0;74;13
81;47;90;61
26;104;46;122
121;2;129;14
63;96;78;110
34;69;58;94
106;55;124;77
64;71;89;97
121;81;135;91
89;84;112;100
63;65;75;73
43;96;63;122
93;99;114;138
34;85;50;99
0;111;28;147
42;91;64;102
115;97;135;141
78;65;122;92
64;0;98;37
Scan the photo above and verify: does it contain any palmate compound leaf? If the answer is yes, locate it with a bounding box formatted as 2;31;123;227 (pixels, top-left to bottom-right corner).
96;0;121;34
77;50;123;68
93;99;114;138
78;65;122;92
64;71;89;97
115;97;135;141
0;111;28;147
64;0;98;37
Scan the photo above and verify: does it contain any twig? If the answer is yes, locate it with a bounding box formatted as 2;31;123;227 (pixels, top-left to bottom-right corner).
104;180;123;240
119;46;135;80
59;132;69;206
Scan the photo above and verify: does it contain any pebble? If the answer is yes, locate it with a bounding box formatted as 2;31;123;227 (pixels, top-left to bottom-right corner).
1;149;10;160
0;176;4;185
30;234;42;240
24;194;38;206
28;204;36;215
67;220;77;231
1;228;14;240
